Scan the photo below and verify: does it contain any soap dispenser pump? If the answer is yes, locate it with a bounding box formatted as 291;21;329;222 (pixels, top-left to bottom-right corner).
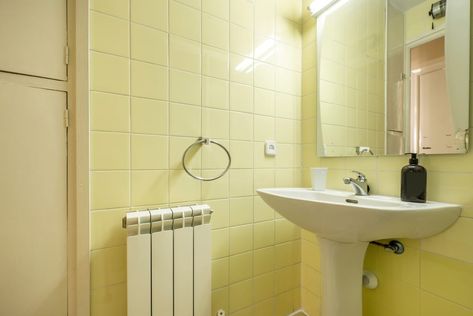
401;153;427;203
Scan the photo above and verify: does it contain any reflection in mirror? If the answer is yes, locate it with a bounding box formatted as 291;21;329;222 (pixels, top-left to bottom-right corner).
315;0;470;157
316;0;386;157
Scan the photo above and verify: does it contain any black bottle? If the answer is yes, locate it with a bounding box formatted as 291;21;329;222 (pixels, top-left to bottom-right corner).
401;153;427;203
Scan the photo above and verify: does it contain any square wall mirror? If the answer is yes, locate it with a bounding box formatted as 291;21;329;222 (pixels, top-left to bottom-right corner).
315;0;470;157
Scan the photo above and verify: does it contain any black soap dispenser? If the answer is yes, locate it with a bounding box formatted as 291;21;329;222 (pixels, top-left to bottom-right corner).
401;153;427;203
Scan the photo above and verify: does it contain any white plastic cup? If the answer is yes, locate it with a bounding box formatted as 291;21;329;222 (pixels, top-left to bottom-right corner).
311;167;328;191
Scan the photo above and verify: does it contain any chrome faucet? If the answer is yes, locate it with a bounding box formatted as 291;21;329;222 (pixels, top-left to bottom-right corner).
343;171;370;196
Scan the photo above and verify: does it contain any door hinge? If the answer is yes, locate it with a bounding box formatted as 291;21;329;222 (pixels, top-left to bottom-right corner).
65;46;69;65
64;109;70;128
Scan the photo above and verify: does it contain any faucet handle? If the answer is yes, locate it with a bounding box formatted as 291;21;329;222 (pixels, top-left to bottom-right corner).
352;170;367;182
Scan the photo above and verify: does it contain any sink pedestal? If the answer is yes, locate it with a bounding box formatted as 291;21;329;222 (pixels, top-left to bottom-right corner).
319;238;369;316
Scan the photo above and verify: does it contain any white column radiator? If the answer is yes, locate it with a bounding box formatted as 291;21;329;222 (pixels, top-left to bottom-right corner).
123;205;212;316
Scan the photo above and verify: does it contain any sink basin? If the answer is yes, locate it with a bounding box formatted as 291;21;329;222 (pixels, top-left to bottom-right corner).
257;188;461;316
257;188;461;243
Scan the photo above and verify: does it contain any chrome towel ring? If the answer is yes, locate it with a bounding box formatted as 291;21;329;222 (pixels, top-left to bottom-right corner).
182;137;231;181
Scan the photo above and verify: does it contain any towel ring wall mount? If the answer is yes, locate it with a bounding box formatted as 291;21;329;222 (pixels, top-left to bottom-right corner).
182;137;231;181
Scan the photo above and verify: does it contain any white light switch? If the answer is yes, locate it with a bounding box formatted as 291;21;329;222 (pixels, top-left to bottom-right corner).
265;140;277;156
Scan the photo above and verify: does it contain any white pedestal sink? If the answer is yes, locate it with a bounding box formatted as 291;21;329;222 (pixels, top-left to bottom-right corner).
257;188;461;316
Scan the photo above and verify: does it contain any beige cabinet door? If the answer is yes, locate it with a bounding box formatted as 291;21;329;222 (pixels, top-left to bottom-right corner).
0;82;68;316
0;0;67;80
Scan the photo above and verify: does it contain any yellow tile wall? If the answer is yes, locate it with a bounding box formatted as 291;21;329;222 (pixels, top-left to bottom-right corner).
317;0;385;156
301;0;473;315
89;0;304;315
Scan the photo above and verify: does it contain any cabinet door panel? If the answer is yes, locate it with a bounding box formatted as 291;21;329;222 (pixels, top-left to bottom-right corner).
0;0;67;80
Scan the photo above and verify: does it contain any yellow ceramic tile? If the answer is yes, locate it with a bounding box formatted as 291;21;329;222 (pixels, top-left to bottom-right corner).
255;0;275;38
229;251;253;283
202;45;229;80
206;199;229;229
254;142;276;169
230;141;253;169
254;273;275;303
91;209;129;250
275;93;302;120
169;35;201;73
254;88;275;116
212;257;229;289
169;103;201;137
275;265;299;294
301;264;321;297
276;0;301;23
229;197;253;226
254;221;275;249
231;306;252;316
230;111;253;141
175;0;201;10
131;134;168;169
230;0;254;30
203;76;229;109
275;169;297;188
229;224;253;255
131;170;169;206
277;43;301;71
203;0;229;20
170;69;201;105
275;16;301;48
91;92;130;132
230;54;253;85
90;283;127;316
254;63;276;90
131;61;168;100
202;108;230;139
202;172;229;200
170;1;201;41
91;11;129;57
253;298;275;316
131;23;168;65
301;289;320;316
91;132;130;170
91;51;129;95
375;245;420;287
420;291;473;316
275;218;299;243
91;171;130;210
254;169;275;192
275;290;296;316
212;288;229;316
169;136;202;169
230;83;253;113
421;251;473;308
254;115;274;141
169;169;201;202
277;67;301;95
91;0;129;19
229;169;254;197
212;228;229;259
229;279;253;312
202;14;229;50
131;97;168;135
230;23;253;57
275;241;300;268
254;246;275;275
131;0;168;31
276;144;294;168
254;196;275;222
91;246;126;289
201;139;231;169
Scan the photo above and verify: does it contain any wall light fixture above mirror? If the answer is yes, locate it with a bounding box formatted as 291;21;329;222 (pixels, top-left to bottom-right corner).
313;0;471;157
